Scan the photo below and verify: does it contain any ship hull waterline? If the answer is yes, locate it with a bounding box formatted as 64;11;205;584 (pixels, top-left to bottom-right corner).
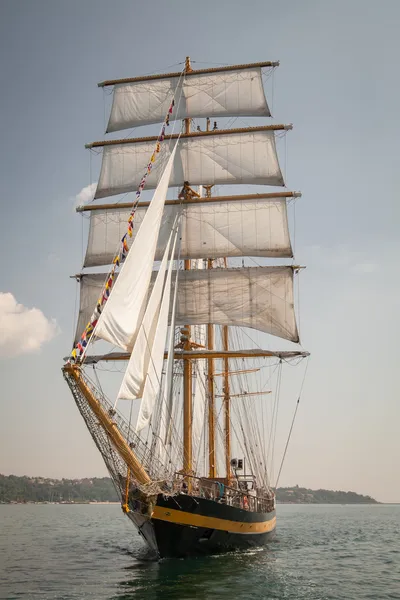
126;492;276;559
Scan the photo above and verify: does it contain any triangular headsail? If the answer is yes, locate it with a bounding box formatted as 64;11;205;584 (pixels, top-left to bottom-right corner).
134;227;179;432
116;224;177;402
92;141;179;351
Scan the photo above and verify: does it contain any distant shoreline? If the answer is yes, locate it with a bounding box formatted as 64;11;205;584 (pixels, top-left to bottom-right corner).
0;475;380;504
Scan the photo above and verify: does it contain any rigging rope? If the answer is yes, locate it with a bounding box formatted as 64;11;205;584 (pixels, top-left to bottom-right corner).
274;357;309;490
72;67;187;364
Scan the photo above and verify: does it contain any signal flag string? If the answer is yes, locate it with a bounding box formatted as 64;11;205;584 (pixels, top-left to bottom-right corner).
69;96;178;363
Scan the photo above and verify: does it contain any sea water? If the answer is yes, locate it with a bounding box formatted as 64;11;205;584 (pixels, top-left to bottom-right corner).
0;504;399;599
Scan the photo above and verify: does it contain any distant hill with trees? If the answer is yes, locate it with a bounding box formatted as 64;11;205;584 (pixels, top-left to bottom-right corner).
0;475;378;504
277;485;378;504
0;475;118;503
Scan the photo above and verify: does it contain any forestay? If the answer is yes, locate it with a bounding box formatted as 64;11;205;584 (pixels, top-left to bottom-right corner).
106;68;270;132
84;197;292;267
94;130;284;199
77;266;299;344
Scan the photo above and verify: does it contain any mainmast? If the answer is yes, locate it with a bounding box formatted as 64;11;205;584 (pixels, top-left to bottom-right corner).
183;56;193;482
222;326;231;482
207;259;216;479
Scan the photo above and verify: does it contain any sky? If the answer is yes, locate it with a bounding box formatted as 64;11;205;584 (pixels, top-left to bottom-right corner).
0;0;399;503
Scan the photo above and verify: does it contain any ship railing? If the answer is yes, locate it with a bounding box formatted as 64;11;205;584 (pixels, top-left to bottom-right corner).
172;473;276;514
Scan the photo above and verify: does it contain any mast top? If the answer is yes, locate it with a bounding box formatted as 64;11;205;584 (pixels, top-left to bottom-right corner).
185;56;192;73
97;60;280;88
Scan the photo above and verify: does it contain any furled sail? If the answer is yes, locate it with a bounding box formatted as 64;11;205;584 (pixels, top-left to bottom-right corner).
77;266;299;344
106;67;270;132
91;141;178;351
84;197;292;267
94;130;284;199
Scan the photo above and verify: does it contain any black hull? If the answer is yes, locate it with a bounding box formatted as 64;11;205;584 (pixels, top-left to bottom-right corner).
127;493;276;559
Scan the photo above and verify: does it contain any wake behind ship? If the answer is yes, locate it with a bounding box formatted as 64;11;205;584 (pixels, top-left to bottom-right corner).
63;56;308;559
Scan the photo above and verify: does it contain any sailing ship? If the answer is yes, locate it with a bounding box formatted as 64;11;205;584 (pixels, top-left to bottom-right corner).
63;57;309;558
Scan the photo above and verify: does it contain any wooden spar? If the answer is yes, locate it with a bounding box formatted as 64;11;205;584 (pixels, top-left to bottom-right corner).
214;368;260;377
216;391;272;398
73;265;305;284
85;124;292;149
207;261;216;479
81;349;310;364
182;71;193;483
98;60;279;87
222;325;231;482
64;364;151;485
76;191;302;213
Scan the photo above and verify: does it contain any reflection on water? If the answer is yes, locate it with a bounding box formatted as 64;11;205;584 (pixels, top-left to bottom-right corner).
114;547;279;600
0;504;399;600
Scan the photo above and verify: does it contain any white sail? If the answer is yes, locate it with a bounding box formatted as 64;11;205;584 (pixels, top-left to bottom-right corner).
117;228;174;401
94;130;284;199
192;356;206;472
107;67;270;132
84;197;292;267
135;230;178;432
159;238;181;457
77;266;299;344
92;141;178;352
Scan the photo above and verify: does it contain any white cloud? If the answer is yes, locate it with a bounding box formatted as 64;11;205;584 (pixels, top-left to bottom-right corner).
0;293;58;358
74;182;97;207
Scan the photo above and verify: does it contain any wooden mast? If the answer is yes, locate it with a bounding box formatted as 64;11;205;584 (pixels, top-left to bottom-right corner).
222;292;231;483
182;56;217;481
183;57;193;482
207;259;216;479
222;327;231;482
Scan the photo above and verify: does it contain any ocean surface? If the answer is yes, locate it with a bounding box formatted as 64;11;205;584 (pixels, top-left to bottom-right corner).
0;504;399;600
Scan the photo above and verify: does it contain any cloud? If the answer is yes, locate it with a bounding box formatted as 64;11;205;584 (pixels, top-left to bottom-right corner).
0;293;59;358
74;182;97;207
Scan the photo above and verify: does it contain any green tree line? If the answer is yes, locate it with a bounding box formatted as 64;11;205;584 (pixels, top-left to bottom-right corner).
0;475;378;504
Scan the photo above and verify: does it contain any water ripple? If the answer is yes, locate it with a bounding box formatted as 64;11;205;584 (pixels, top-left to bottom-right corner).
0;504;399;599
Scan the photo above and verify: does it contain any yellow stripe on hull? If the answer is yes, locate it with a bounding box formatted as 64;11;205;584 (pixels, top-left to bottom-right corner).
151;506;276;534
